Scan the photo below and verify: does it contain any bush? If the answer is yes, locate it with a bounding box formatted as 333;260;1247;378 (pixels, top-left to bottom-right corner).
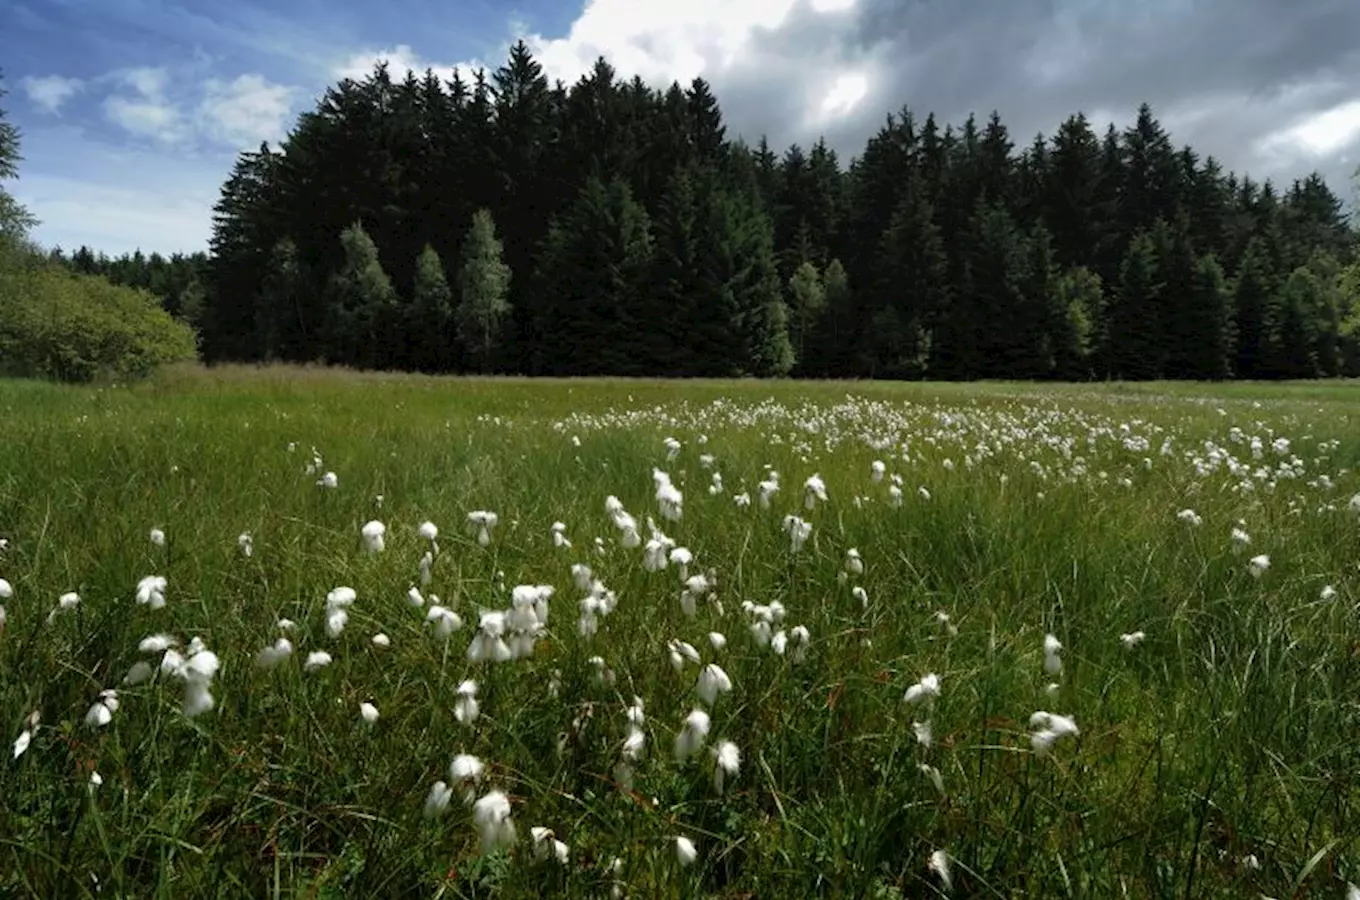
0;253;198;382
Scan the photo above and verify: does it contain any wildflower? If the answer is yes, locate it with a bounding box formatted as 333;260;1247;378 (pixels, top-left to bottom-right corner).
318;471;338;489
1231;526;1251;552
734;491;751;509
675;836;698;867
844;548;864;576
920;762;945;796
304;650;333;672
530;826;570;864
406;586;425;608
927;849;952;892
418;521;439;550
468;611;513;663
371;632;391;648
419;551;433;587
139;633;177;653
277;618;296;632
1043;634;1063;676
670;546;693;580
852;585;868;608
788;624;811;663
426;605;463;638
888;483;904;507
454;679;480;725
758;477;779;508
589;654;616;686
1028;711;1080;756
668;639;702;672
449;753;486;802
85;689;119;728
1176;508;1202;527
708;631;727;651
674;708;711;761
1120;630;1146;649
360;520;386;553
13;710;38;759
123;660;154;685
238;532;254;557
467;511;499;547
1248;554;1271;578
803;473;828;510
359;702;379;725
712;739;740;793
912;720;932;749
904;673;941;704
663;436;681;461
255;637;294;670
783;515;812;552
135;575;167;610
695;663;733;706
150;528;165;547
772;629;788;655
472;790;517;852
871;460;885;482
653;469;684;521
571;563;594;592
1320;585;1337;601
325;586;356;639
423;781;453;818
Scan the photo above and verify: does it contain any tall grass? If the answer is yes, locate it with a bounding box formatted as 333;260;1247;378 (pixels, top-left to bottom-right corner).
1;365;1358;898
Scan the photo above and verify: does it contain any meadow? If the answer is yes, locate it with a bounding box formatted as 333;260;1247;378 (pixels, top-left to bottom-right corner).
2;364;1359;898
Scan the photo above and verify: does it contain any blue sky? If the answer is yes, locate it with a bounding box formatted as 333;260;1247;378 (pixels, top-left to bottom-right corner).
1;0;577;256
3;0;1357;258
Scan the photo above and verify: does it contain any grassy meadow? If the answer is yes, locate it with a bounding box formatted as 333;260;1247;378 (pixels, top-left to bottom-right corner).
2;364;1359;898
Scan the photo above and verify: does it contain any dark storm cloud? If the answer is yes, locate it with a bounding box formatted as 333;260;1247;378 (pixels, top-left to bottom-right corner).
711;0;1360;195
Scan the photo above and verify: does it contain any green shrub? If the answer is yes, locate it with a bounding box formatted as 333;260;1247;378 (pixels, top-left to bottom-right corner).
0;257;198;381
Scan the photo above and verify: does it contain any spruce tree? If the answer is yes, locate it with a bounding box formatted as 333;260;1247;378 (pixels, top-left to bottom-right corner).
257;238;305;362
1049;267;1104;379
1265;268;1321;378
1108;232;1164;379
876;184;948;379
1183;253;1234;380
1232;237;1275;378
455;210;511;374
322;222;399;368
411;244;456;372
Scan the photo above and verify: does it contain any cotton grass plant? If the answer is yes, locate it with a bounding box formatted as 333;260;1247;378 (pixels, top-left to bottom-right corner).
0;369;1358;897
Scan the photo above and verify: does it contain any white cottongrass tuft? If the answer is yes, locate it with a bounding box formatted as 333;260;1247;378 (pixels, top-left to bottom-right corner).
674;708;711;761
423;781;453;819
1248;554;1271;578
359;702;379;725
695;663;733;706
255;637;294;670
467;510;499;547
928;849;952;892
454;679;480;725
468;610;513;663
1029;710;1080;756
675;835;698;867
472;790;517;853
904;673;941;704
325;586;356;639
1043;634;1063;676
317;471;338;489
712;739;740;793
530;826;570;864
371;632;391;649
149;528;166;546
1120;630;1146;649
136;575;167;610
237;532;254;557
426;605;463;638
304;650;333;672
783;515;812;552
84;689;119;728
360;520;386;553
1176;508;1202;527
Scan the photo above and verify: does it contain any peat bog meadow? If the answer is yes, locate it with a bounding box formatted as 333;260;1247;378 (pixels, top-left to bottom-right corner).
2;366;1359;898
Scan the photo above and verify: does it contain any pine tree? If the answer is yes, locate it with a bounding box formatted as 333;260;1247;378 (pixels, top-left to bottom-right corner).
810;257;852;377
454;210;511;374
0;78;36;240
875;181;948;378
410;244;456;372
322;221;399;368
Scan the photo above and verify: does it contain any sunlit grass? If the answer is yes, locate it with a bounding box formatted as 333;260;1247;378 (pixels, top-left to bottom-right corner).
1;364;1358;898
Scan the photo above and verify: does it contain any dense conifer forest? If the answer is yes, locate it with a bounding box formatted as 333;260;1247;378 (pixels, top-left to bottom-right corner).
40;43;1360;379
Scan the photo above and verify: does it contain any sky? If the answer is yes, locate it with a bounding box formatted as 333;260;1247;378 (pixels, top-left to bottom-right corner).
2;0;1358;257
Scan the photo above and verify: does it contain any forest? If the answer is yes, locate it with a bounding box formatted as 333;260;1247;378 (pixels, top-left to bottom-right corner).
31;42;1360;379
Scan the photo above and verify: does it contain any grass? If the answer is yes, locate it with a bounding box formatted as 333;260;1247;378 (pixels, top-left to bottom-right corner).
1;363;1359;898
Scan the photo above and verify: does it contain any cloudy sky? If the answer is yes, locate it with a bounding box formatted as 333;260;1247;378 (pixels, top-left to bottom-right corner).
3;0;1358;257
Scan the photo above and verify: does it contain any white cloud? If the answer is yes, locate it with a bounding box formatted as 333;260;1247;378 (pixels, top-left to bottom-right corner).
197;74;299;147
1258;99;1360;160
103;95;185;143
333;44;468;83
119;66;172;99
21;75;84;115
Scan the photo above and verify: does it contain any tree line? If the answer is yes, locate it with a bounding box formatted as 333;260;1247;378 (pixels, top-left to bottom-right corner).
45;45;1360;378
